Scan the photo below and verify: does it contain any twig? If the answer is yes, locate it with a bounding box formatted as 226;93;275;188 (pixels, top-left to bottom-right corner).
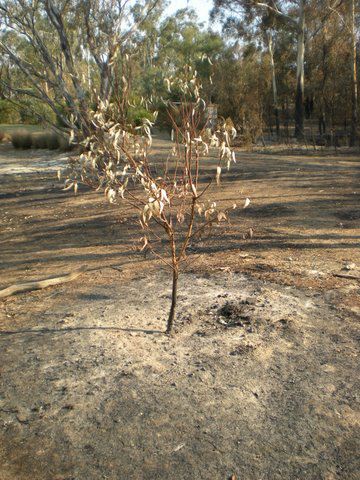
333;273;360;280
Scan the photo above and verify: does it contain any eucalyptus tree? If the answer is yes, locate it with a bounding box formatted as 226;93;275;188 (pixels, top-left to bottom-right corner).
349;0;358;146
61;62;242;334
212;0;284;138
212;0;346;139
0;0;160;137
133;7;225;102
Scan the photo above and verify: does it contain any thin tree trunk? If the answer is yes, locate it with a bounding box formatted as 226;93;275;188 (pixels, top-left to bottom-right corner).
267;31;280;140
350;0;358;146
100;64;111;102
166;266;178;334
295;0;306;139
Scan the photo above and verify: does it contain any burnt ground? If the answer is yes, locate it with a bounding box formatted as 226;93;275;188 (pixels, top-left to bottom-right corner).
0;137;359;480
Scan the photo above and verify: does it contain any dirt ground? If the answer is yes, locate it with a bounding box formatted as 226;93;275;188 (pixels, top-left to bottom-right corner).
0;136;359;479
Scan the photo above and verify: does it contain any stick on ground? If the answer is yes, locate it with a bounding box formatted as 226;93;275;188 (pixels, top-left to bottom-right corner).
0;267;87;299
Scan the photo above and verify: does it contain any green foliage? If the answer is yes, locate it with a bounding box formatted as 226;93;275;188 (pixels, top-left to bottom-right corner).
127;106;155;126
0;100;21;124
55;103;71;128
0;97;57;126
19;98;56;125
211;48;269;143
155;103;172;130
1;0;355;144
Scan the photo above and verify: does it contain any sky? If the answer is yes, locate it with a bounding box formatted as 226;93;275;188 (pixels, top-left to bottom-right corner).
165;0;215;28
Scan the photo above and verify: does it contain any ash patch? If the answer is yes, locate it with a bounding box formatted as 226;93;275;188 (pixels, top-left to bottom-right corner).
201;295;266;336
217;299;256;328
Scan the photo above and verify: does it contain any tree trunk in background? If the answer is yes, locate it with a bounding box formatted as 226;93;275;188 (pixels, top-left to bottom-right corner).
295;0;306;139
100;64;112;103
350;0;358;146
267;31;280;139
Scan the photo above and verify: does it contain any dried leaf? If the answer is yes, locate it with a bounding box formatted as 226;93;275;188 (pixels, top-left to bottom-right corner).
173;443;185;452
107;188;116;203
243;198;251;209
161;189;170;204
217;211;227;222
164;78;171;92
140;236;148;251
142;204;152;224
177;212;185;224
63;182;74;191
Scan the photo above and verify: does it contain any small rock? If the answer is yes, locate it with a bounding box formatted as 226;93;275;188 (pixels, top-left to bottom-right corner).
16;411;29;423
308;269;325;277
244;297;256;305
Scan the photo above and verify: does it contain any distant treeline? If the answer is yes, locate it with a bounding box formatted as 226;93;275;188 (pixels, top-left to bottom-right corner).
0;0;358;145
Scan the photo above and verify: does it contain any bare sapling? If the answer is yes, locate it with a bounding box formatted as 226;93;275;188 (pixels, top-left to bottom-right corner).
61;59;249;334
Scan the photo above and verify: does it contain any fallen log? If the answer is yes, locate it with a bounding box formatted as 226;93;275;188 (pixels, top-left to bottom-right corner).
0;267;87;299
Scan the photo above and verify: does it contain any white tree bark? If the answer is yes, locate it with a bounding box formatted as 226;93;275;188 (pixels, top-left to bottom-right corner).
294;0;306;138
256;0;306;138
350;0;358;146
267;31;280;138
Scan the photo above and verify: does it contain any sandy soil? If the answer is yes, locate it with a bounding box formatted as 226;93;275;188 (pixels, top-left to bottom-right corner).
0;138;359;479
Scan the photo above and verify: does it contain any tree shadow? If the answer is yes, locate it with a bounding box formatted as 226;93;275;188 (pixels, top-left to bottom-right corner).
0;326;164;336
1;148;359;282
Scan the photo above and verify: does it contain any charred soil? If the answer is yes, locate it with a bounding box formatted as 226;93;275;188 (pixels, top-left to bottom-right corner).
0;139;359;479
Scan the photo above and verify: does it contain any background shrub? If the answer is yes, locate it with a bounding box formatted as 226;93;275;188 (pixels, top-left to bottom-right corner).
57;134;72;152
11;130;33;149
0;100;21;124
127;106;155;126
31;132;48;149
31;131;72;151
45;132;60;150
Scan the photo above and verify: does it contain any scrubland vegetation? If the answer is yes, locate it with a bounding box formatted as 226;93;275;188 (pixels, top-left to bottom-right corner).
0;0;358;146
